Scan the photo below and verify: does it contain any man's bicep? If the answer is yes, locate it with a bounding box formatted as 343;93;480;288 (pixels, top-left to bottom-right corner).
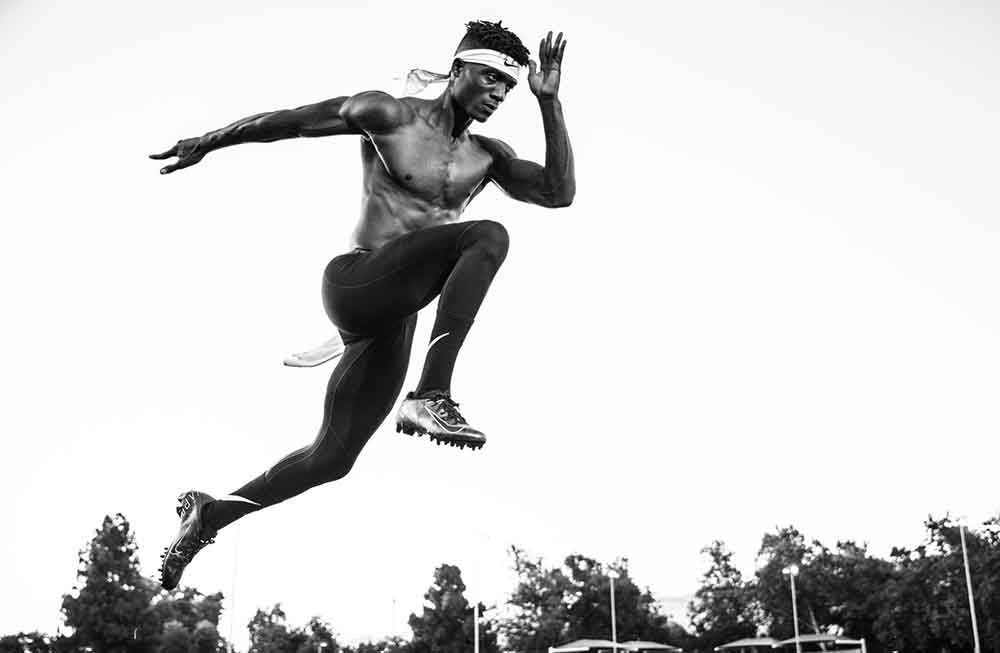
485;140;547;204
285;97;359;138
339;91;408;135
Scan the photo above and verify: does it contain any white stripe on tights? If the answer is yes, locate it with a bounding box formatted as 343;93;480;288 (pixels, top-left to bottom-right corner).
219;494;261;507
427;332;450;350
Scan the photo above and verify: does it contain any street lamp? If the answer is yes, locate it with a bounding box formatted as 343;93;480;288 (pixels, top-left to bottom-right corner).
959;523;982;653
608;570;619;652
317;641;329;653
474;601;480;653
782;565;801;653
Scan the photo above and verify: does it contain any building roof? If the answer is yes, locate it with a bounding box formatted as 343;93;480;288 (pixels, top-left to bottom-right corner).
715;637;779;650
549;639;621;652
773;634;864;647
620;640;683;651
549;640;683;652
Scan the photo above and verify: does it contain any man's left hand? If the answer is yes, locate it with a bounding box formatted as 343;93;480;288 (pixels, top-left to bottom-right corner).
528;31;567;100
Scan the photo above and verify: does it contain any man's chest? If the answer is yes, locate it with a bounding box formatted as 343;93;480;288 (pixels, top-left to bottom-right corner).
366;127;493;203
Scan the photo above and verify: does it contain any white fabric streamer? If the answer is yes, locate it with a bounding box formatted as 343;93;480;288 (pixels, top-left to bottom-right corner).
397;48;523;95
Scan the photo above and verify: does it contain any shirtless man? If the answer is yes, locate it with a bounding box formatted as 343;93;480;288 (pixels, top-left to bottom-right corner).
152;21;574;590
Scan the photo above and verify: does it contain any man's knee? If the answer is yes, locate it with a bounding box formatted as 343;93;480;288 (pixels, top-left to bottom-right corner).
464;220;509;266
311;449;358;484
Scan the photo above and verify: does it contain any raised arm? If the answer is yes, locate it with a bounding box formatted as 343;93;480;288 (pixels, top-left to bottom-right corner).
481;31;575;208
150;91;410;174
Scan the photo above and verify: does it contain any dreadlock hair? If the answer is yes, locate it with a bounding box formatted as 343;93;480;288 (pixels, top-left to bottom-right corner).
456;20;530;66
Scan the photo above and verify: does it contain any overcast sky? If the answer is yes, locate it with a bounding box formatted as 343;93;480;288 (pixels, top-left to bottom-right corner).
2;0;998;648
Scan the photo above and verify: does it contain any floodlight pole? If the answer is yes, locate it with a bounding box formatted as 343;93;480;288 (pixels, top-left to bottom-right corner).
609;570;619;652
782;565;801;653
959;524;981;653
474;602;480;653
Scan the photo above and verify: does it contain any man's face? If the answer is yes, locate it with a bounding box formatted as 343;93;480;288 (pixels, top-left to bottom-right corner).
451;62;517;122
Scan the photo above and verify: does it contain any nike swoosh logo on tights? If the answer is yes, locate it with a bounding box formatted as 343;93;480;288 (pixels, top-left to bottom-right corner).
427;332;451;350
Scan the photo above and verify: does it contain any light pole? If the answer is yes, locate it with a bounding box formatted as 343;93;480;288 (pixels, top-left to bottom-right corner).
474;601;480;653
782;565;801;653
608;569;619;652
959;523;982;653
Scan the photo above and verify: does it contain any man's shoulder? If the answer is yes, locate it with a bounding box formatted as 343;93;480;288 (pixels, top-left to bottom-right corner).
471;134;516;161
343;91;417;133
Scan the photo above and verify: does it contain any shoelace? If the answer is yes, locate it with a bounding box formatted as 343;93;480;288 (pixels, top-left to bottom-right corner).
430;395;467;424
174;532;215;563
174;500;216;560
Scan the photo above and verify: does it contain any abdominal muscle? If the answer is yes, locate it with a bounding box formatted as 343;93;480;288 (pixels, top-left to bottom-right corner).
349;147;488;251
350;189;467;251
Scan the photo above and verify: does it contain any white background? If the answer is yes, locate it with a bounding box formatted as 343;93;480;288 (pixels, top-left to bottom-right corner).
2;0;998;648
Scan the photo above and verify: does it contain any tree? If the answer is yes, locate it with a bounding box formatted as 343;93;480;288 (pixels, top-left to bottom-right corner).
0;632;55;653
687;541;757;651
60;514;160;652
754;525;905;648
753;525;819;640
292;616;341;653
873;516;1000;653
192;620;224;653
159;620;192;653
806;539;895;647
502;548;684;653
345;637;410;653
151;587;227;652
408;564;499;653
247;604;296;653
745;518;1000;653
152;587;226;634
501;547;575;651
244;608;346;653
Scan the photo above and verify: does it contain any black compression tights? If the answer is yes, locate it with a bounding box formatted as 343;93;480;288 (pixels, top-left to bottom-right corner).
204;220;509;531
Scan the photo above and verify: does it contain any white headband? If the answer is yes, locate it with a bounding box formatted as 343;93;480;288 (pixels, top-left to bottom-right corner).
399;48;523;95
454;48;522;81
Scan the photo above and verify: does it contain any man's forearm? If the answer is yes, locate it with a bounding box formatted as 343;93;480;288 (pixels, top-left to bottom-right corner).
197;110;301;153
538;98;576;207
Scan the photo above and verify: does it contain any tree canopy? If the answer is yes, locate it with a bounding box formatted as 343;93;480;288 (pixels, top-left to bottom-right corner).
7;512;999;652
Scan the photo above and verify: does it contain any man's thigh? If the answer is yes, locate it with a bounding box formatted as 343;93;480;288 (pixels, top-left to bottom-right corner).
323;221;484;334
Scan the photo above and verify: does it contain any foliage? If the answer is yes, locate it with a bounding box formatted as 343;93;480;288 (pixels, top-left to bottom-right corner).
873;516;1000;653
60;514;160;652
407;563;499;653
247;604;296;652
686;516;1000;653
153;587;226;633
344;636;410;653
0;632;55;653
247;606;342;653
160;620;193;653
502;548;684;653
47;514;228;653
192;620;224;653
292;615;341;653
687;541;757;651
8;512;1000;653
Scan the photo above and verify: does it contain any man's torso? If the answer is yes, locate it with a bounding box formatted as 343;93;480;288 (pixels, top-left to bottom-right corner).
351;98;496;250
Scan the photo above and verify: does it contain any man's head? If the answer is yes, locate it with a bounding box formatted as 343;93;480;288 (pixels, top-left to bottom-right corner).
450;20;530;121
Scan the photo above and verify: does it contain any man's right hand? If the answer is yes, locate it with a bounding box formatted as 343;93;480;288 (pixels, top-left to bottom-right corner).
149;138;206;174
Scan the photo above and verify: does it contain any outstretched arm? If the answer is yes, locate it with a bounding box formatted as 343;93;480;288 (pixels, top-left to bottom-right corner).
150;91;409;174
483;31;575;208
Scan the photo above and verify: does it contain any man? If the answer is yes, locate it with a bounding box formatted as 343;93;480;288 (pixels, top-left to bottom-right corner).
151;20;574;590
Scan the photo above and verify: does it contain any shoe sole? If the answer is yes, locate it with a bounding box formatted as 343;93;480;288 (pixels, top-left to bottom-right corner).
395;421;485;450
160;492;210;590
